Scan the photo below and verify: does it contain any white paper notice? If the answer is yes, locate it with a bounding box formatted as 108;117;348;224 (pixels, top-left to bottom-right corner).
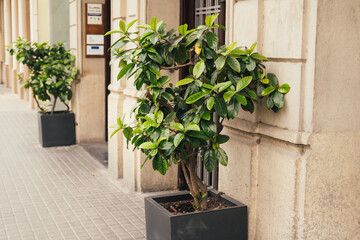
87;45;104;56
87;34;104;45
87;4;102;25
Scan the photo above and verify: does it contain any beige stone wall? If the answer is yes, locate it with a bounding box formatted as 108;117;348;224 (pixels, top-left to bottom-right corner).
0;0;4;84
220;0;359;239
304;0;360;239
70;0;106;143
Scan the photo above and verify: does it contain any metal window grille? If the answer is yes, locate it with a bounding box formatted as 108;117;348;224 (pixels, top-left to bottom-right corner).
195;0;221;189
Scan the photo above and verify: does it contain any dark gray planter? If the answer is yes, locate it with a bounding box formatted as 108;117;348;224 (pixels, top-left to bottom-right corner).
38;112;76;147
145;190;248;240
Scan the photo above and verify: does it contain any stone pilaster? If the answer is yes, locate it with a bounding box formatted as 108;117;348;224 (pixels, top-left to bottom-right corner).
3;0;12;88
10;0;18;94
17;0;27;99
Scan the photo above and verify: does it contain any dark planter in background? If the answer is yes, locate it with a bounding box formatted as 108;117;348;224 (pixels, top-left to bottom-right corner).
38;112;76;147
145;190;248;240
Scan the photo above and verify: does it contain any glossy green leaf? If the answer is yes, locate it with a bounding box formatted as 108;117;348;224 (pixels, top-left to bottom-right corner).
214;95;227;118
207;97;215;110
206;32;218;49
215;56;226;70
156;110;164;124
185;122;200;132
186;92;207;104
236;76;252;92
149;32;159;44
266;93;275;109
193;61;205;79
152;154;168;175
150;17;157;30
273;91;284;109
201;110;211;120
224;42;237;55
267;73;278;87
174;133;184;147
251;53;268;60
236;94;247;106
178;24;188;36
126;19;138;31
148;52;163;64
246;59;256;71
148;67;161;77
226;56;240;72
260;78;269;84
248;42;257;54
139;142;157;149
278;84;291;94
214;81;232;92
117;63;134;80
246;89;257;99
227;98;240;119
261;86;276;96
159;141;174;150
164;112;176;123
187;131;210;140
119;20;126;31
216;134;229;144
201;120;217;137
176;78;194;86
161;92;174;101
205;14;218;26
169;123;184;131
215;147;228;166
223;91;236;102
230;49;247;57
203;149;216;173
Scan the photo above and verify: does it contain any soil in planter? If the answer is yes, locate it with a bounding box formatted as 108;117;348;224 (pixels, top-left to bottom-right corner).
160;196;229;215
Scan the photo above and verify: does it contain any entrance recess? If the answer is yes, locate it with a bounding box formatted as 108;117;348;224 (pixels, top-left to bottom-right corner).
178;0;225;190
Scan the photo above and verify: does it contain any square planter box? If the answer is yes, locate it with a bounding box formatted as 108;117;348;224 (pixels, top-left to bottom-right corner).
38;112;76;147
145;190;248;240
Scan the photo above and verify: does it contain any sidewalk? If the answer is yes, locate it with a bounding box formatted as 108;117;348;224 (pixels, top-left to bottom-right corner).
0;84;146;240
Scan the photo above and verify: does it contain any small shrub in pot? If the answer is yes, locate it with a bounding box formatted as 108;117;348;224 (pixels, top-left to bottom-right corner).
8;38;78;147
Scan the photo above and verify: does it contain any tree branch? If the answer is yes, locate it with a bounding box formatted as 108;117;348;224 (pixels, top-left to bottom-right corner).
161;61;193;70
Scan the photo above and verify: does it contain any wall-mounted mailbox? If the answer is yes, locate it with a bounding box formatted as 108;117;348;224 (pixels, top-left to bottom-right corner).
85;3;105;58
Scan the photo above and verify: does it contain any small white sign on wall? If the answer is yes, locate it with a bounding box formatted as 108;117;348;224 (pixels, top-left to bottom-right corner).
87;45;104;56
87;4;102;25
87;34;104;45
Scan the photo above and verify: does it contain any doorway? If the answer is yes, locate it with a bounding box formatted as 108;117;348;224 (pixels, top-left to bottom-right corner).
178;0;226;190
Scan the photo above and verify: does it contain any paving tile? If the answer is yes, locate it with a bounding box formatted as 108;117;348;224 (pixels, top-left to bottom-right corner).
0;84;146;239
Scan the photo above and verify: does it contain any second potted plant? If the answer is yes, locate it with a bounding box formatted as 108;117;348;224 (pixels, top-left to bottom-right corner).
9;38;78;147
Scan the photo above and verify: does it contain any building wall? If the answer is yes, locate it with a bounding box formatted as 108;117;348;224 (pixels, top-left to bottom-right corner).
218;0;360;239
38;0;50;43
49;0;69;46
304;0;360;238
0;0;5;84
69;0;106;143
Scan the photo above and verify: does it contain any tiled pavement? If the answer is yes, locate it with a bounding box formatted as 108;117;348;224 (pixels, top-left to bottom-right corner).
0;84;146;240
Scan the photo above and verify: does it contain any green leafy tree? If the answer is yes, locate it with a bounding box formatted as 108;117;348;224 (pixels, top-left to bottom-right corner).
107;15;290;210
8;38;78;114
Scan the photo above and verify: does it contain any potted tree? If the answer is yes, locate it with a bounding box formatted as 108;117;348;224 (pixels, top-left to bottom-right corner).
107;15;290;240
8;38;78;147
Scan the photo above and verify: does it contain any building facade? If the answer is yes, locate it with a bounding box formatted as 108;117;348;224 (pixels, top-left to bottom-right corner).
0;0;359;239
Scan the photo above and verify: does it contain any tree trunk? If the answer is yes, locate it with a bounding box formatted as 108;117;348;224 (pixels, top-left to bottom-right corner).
182;143;208;210
51;96;57;115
